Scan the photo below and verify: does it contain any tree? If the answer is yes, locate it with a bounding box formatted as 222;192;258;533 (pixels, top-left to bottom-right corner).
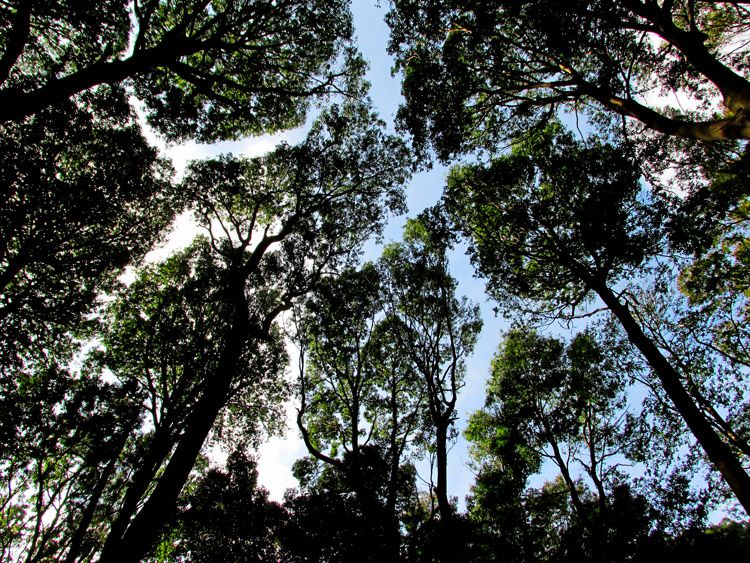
294;216;481;561
0;0;358;141
294;265;395;559
294;264;428;560
467;328;652;562
0;0;364;381
93;100;408;562
158;450;286;562
368;315;432;556
280;460;411;563
90;238;289;563
0;87;176;372
444;123;750;514
0;356;143;562
380;214;482;556
296;264;386;479
488;329;627;519
0;238;289;562
387;0;750;162
0;100;409;562
0;89;179;561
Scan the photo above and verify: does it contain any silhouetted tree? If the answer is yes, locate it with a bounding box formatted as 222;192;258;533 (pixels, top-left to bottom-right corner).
380;215;482;561
388;0;750;163
0;89;176;376
0;0;358;139
445;123;750;513
160;451;286;562
467;328;657;562
96;100;408;562
295;264;424;560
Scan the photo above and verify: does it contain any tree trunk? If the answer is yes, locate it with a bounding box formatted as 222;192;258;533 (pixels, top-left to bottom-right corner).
97;428;174;559
547;432;587;521
64;430;130;563
595;281;750;515
624;0;750;113
105;374;234;561
386;380;403;561
98;279;250;562
434;422;451;524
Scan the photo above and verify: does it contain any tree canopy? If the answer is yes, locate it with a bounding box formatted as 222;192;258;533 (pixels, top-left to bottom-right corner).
0;88;177;372
0;0;358;141
445;122;750;515
388;0;750;160
2;2;750;561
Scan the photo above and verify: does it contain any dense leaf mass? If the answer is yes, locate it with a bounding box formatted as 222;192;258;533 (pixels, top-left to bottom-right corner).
0;86;176;370
0;0;358;141
1;1;750;561
388;0;750;160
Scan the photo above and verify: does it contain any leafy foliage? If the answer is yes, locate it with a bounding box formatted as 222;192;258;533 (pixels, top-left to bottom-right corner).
0;87;176;371
161;451;286;562
444;122;662;320
445;123;750;514
466;328;654;562
0;0;359;141
2;3;750;561
388;0;750;161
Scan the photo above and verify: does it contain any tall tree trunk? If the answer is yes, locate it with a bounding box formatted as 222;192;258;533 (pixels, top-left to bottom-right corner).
386;381;403;561
64;430;130;563
97;428;174;559
434;422;451;524
595;281;750;515
99;280;250;562
545;426;601;557
434;421;455;563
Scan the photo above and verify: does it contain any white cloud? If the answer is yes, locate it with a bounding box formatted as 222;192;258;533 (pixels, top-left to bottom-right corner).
143;211;202;263
161;126;310;180
256;403;307;502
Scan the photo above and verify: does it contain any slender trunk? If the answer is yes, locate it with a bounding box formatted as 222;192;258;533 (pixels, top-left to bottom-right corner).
595;282;750;515
547;436;587;520
434;422;451;523
350;394;360;487
64;432;130;563
585;420;608;514
386;381;402;561
434;421;455;563
544;427;602;557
